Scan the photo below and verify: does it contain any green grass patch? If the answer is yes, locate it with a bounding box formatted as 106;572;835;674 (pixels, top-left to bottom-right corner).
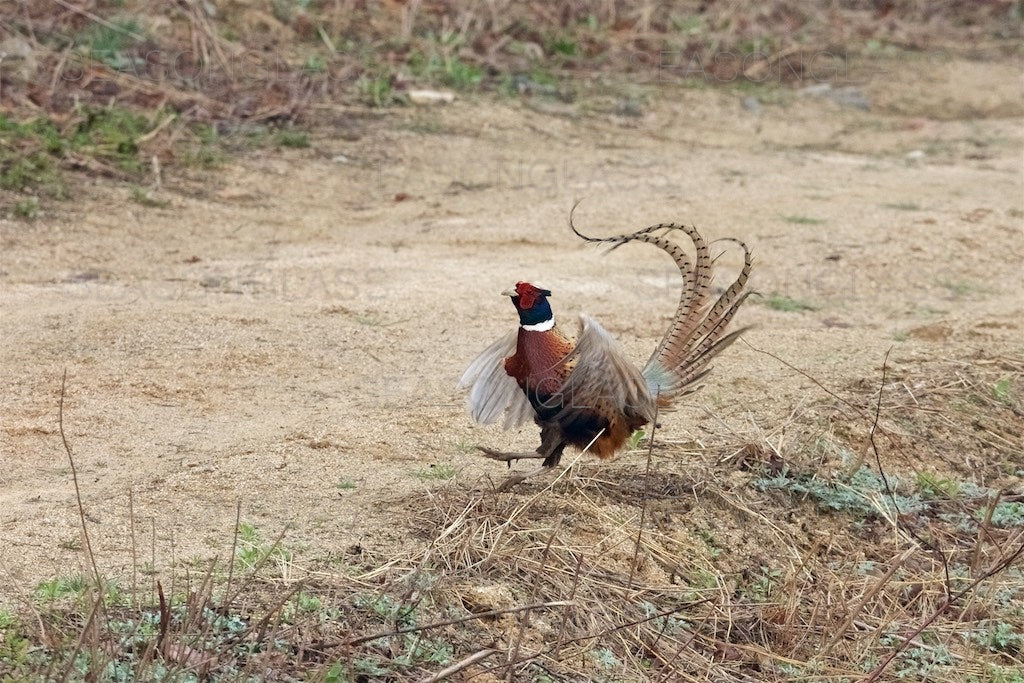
1;107;165;201
416;463;458;481
276;128;311;148
35;574;89;602
359;72;400;107
80;18;144;71
0;115;67;197
10;197;41;220
406;31;484;92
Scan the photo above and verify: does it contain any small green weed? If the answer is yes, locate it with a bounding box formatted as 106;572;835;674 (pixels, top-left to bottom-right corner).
781;215;825;225
337;478;357;490
352;655;392;677
882;201;922;211
236;522;293;569
972;621;1023;654
990;501;1024;528
72;106;151;171
359;73;399;107
353;593;417;626
406;32;484;91
938;279;980;299
453;439;477;454
886;638;955;679
981;665;1024;683
417;463;458;481
0;611;31;671
548;35;577;57
276;129;311;148
626;429;647;450
282;591;324;622
304;54;326;73
395;633;453;667
746;566;781;601
916;471;961;498
129;186;169;208
763;294;819;313
11;197;40;219
695;527;723;559
992;377;1015;406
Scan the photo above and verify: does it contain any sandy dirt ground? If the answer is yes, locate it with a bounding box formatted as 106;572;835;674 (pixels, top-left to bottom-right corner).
1;53;1021;601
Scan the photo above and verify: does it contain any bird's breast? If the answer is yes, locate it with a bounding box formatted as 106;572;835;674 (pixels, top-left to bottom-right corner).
504;328;574;398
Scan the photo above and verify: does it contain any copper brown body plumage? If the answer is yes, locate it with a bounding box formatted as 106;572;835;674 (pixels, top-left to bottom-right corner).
459;222;753;487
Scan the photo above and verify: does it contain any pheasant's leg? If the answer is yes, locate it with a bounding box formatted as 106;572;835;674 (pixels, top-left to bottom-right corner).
541;442;567;468
476;446;546;466
477;424;566;467
495;431;568;491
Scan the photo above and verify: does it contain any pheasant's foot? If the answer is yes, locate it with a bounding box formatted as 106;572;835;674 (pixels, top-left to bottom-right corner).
477;446;546;468
496;465;553;493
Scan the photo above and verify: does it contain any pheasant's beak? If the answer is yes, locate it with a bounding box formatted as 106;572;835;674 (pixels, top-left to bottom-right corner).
500;289;516;297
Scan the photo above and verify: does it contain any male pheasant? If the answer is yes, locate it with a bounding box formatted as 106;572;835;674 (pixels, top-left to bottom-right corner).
459;222;753;488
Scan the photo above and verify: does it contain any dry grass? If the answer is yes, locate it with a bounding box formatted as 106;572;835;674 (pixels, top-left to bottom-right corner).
3;1;1020;208
2;354;1020;680
3;1;1020;124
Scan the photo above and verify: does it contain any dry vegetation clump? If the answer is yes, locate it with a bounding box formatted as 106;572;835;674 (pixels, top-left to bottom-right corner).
2;355;1020;680
4;1;1020;118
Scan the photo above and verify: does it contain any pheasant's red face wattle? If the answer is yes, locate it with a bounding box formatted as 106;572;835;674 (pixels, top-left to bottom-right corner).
515;282;548;309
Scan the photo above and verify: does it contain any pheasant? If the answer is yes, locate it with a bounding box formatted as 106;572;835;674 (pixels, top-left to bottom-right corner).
459;221;753;489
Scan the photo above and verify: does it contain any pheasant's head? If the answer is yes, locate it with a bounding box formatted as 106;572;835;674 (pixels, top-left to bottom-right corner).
503;281;554;329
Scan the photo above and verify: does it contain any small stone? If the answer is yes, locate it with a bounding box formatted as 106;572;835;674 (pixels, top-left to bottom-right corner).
408;89;455;105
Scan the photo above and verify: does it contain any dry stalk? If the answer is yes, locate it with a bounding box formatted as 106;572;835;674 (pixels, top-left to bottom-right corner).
505;516;563;680
627;400;660;594
416;648;497;683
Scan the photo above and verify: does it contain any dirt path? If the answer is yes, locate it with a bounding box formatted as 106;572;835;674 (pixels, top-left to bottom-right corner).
1;54;1021;600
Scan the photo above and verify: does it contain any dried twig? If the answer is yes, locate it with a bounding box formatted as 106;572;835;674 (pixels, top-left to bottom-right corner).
416;648;497;683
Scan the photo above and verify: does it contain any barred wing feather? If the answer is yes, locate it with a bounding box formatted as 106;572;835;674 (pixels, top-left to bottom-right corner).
458;329;535;429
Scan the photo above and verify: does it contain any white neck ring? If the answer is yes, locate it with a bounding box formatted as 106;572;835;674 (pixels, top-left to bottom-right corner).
521;318;555;332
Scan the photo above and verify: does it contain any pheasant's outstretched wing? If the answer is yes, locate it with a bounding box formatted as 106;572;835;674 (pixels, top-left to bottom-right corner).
458;329;535;429
553;315;657;427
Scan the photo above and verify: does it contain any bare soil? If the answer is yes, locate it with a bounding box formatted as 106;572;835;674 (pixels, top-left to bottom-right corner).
1;53;1021;602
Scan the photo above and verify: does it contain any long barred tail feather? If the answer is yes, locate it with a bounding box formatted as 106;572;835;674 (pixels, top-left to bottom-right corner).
570;211;753;406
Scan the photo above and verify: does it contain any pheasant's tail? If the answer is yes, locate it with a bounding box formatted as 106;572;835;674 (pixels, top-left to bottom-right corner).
571;213;753;405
